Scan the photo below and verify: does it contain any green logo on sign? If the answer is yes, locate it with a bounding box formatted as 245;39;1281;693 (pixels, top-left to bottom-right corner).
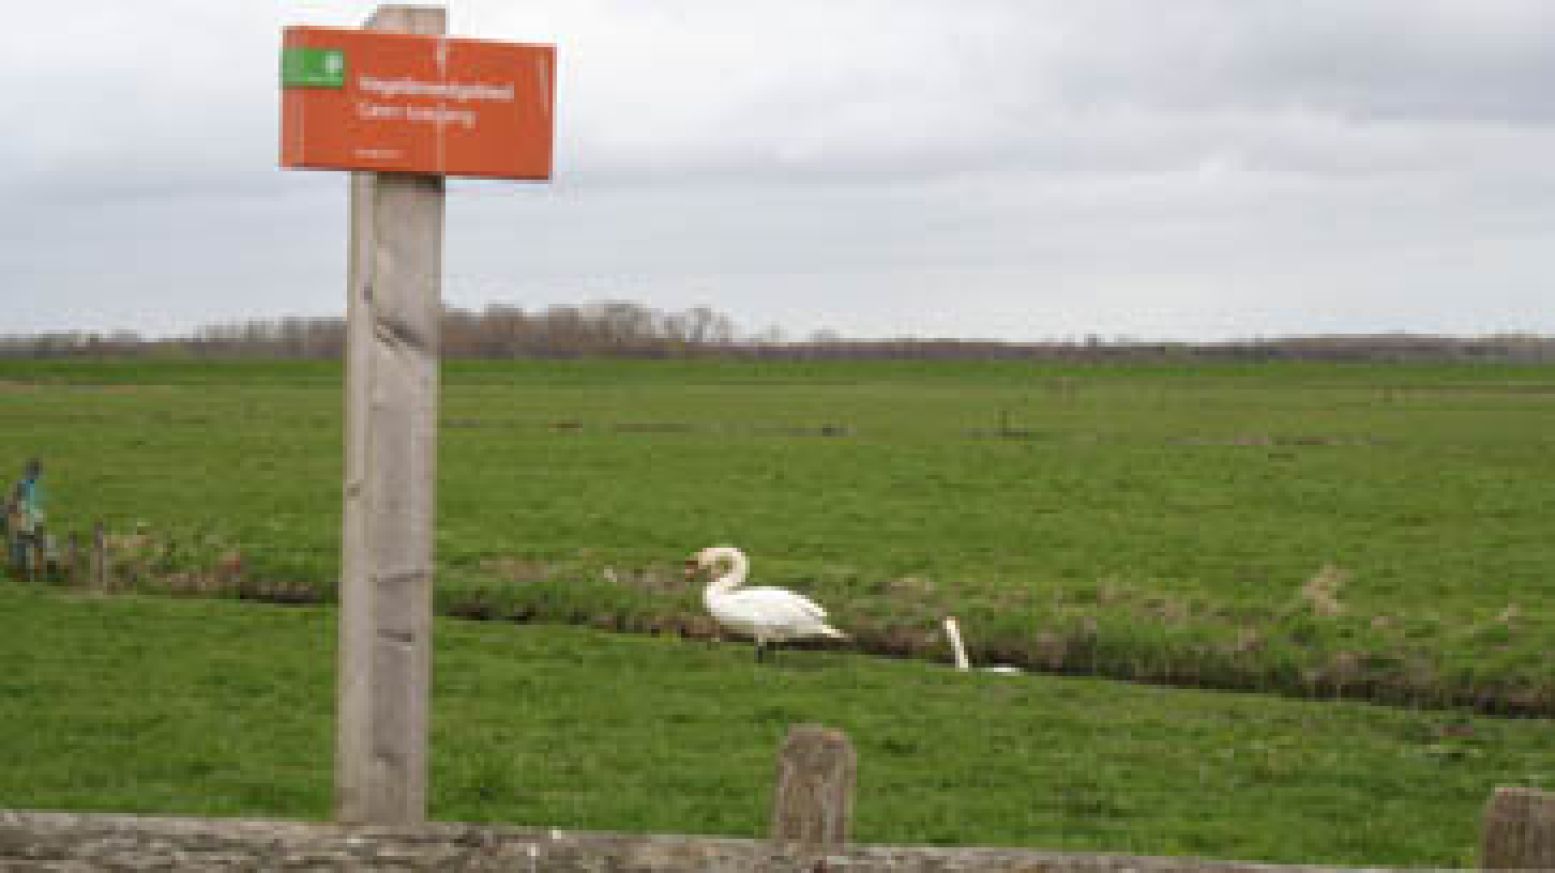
282;47;346;88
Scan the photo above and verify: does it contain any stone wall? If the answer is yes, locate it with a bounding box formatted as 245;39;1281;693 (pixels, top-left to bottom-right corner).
0;810;1441;872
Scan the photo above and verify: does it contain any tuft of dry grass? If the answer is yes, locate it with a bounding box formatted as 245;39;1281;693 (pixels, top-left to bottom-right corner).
1300;564;1349;617
600;563;684;594
1033;630;1069;670
478;556;555;585
1231;627;1265;655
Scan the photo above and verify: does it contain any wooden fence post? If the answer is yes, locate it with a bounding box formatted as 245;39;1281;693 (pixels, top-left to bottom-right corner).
1480;784;1555;865
66;532;79;586
334;3;446;827
91;521;107;592
771;724;855;856
1483;786;1555;869
30;529;45;582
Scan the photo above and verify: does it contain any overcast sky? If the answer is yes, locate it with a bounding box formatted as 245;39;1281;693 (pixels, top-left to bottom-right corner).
2;1;1552;341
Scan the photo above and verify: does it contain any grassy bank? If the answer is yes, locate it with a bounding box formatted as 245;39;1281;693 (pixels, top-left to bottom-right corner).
3;583;1551;866
2;358;1552;712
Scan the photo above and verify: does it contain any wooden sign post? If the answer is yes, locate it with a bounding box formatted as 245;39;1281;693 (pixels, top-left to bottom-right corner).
280;4;555;825
335;6;443;824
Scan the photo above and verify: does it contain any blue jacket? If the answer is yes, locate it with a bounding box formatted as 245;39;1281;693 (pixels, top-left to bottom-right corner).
17;476;42;526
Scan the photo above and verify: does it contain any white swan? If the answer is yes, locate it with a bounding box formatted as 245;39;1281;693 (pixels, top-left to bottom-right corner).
685;545;847;662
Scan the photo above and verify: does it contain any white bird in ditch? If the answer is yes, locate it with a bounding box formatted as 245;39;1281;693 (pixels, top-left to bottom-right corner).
685;545;848;662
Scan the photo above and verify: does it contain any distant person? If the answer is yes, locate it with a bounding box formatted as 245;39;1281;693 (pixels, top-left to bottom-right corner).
17;459;43;527
7;459;43;575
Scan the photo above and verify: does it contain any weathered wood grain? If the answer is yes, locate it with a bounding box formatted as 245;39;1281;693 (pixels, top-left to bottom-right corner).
335;3;447;826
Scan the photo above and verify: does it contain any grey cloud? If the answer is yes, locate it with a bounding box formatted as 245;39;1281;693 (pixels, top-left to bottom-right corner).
2;1;1552;340
530;1;1555;188
993;2;1555;123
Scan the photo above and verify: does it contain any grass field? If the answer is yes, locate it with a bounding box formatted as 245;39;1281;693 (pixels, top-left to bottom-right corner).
2;358;1552;713
4;583;1553;867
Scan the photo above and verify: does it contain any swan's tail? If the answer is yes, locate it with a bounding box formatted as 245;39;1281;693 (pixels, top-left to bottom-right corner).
819;624;850;642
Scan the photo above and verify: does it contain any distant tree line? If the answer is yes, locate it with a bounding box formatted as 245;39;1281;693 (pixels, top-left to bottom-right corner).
0;303;736;361
2;301;1552;363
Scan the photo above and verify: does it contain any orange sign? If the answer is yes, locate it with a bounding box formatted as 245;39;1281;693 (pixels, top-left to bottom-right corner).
280;26;554;180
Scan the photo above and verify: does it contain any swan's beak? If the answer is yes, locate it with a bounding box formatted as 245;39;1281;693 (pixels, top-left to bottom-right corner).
683;558;700;581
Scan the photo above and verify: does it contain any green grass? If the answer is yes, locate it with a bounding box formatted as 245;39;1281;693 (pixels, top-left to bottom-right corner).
2;358;1554;712
3;582;1551;867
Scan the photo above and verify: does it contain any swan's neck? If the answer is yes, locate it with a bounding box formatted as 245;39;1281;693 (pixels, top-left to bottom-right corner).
704;548;749;597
